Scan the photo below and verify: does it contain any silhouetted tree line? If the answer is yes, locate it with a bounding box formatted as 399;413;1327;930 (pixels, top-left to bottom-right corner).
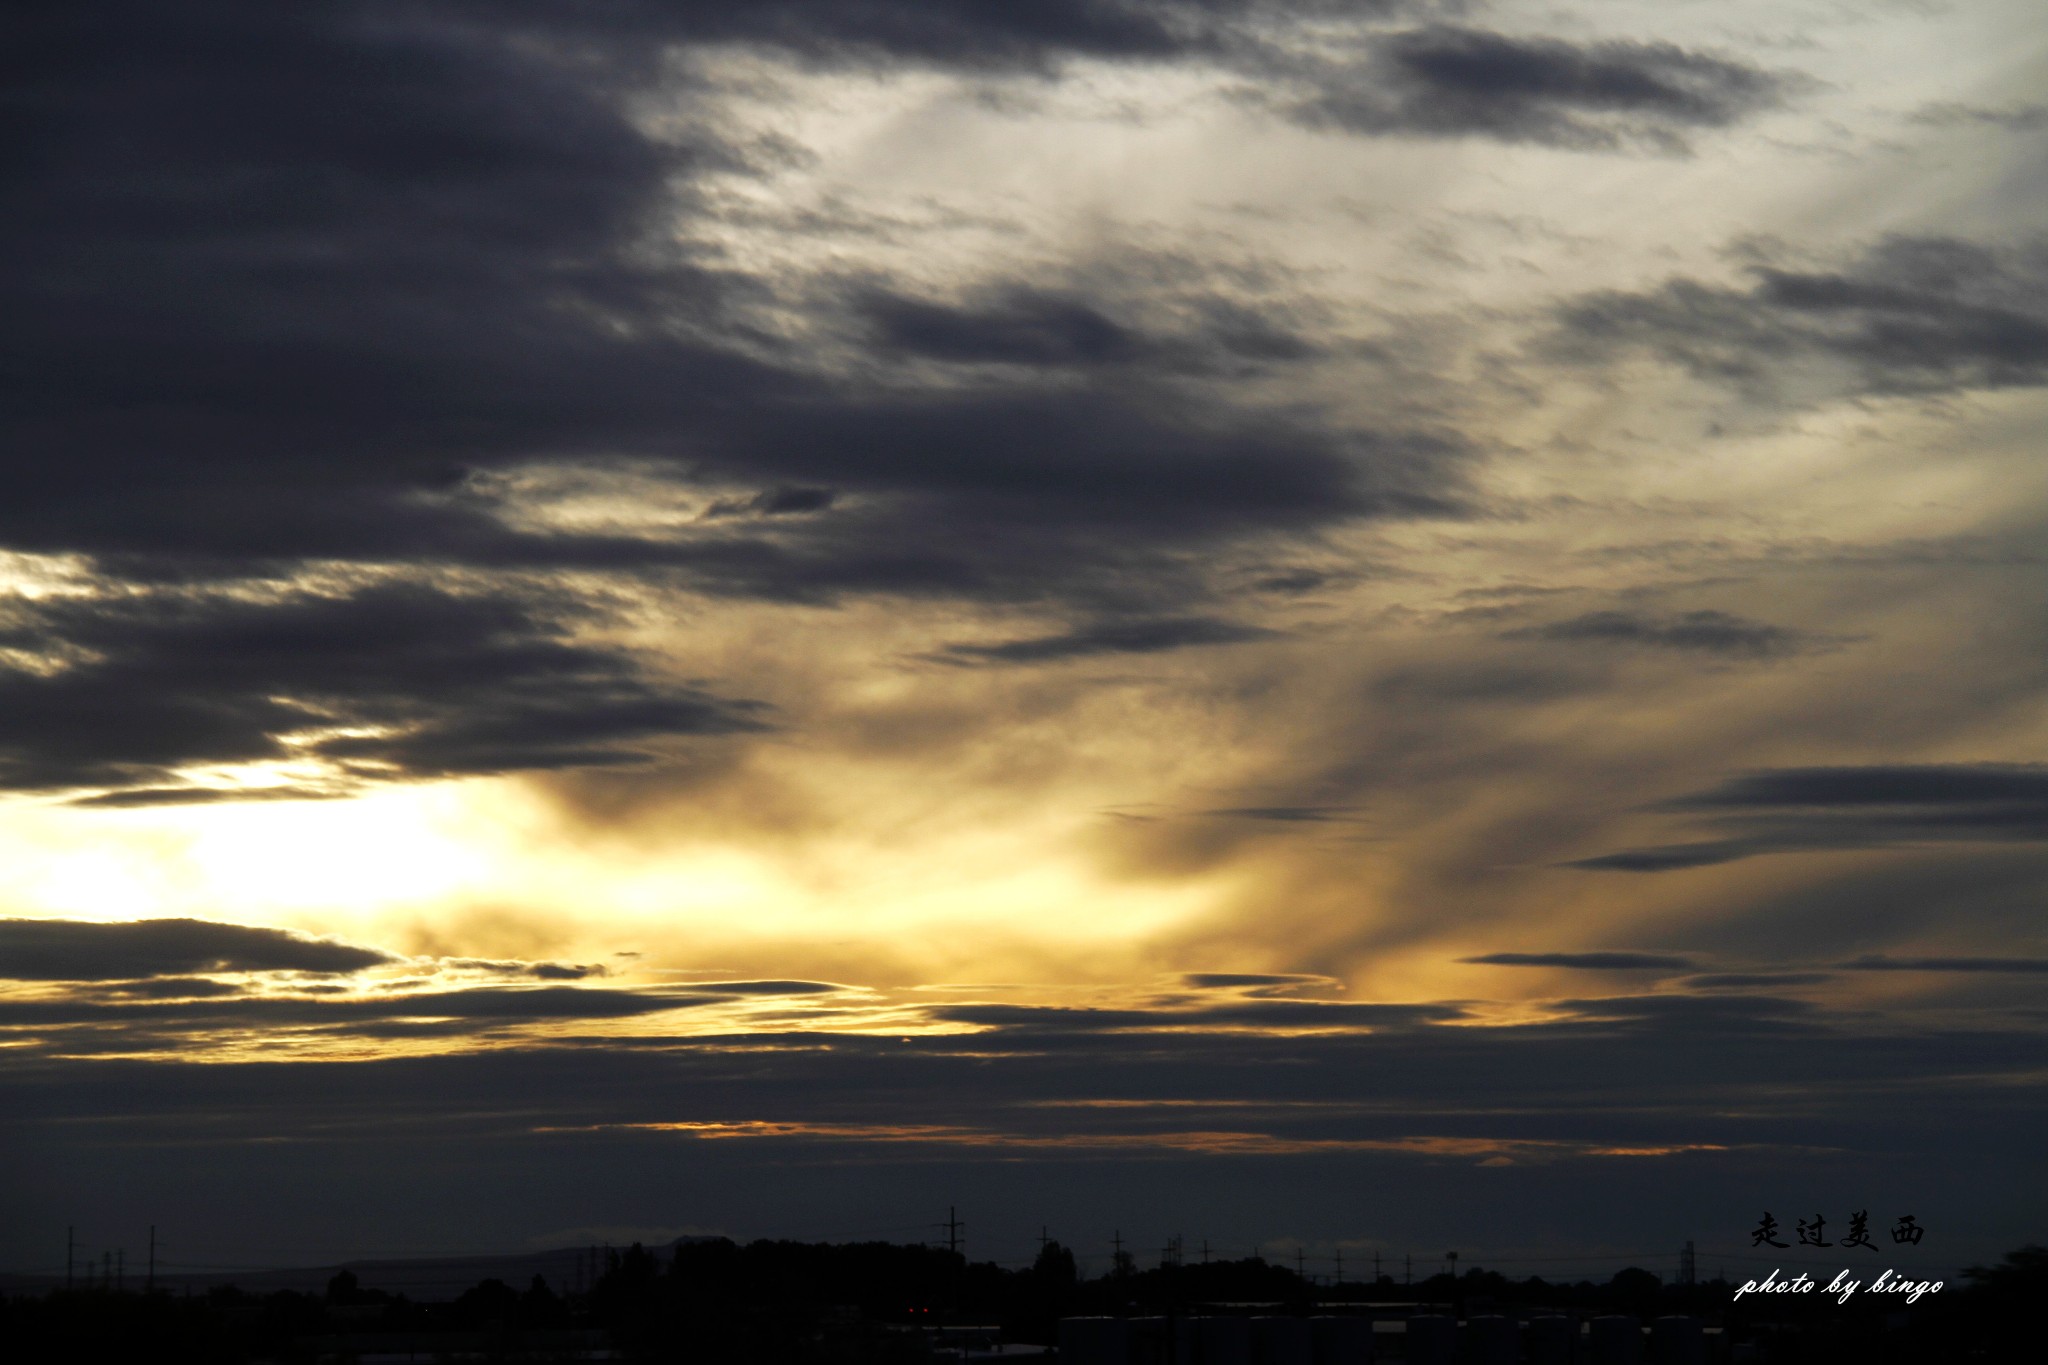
0;1239;2039;1363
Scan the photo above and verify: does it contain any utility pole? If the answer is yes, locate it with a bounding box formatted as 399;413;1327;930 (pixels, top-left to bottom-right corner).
942;1206;963;1256
1200;1239;1210;1264
1038;1226;1050;1254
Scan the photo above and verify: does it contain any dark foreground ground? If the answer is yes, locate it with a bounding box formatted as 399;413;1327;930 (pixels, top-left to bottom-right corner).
1;1239;2039;1362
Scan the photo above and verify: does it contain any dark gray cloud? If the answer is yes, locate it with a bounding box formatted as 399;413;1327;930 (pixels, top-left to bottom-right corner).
925;999;1467;1033
687;980;850;995
934;615;1279;665
65;786;352;810
1251;568;1341;594
0;917;393;980
84;976;254;1000
1;0;1458;583
1547;993;1817;1029
0;1;1482;796
442;959;611;981
1838;955;2048;975
1573;765;2048;872
0;582;767;797
0;986;719;1031
1506;609;1827;659
859;287;1152;368
1672;766;2048;811
1551;236;2048;400
4;984;2043;1265
1461;952;1697;971
1201;806;1356;821
442;0;1258;71
1571;842;1754;872
1272;27;1790;153
853;284;1320;372
1908;102;2048;134
1181;973;1336;989
1682;972;1834;990
699;487;842;520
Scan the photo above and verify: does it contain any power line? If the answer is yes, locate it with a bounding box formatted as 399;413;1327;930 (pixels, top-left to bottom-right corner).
938;1207;963;1257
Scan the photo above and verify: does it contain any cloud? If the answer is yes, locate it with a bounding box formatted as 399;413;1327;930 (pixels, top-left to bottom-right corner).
1838;955;2048;975
1908;102;2048;134
0;582;768;797
1180;973;1341;996
1682;973;1835;989
1200;807;1358;822
4;948;2045;1264
2;0;1467;603
1546;993;1818;1028
1551;235;2048;400
1460;952;1697;971
441;958;612;981
934;615;1280;665
1269;26;1791;153
0;917;394;981
83;977;254;1000
926;999;1466;1034
858;287;1152;368
698;487;841;520
1670;766;2048;812
1569;843;1754;872
63;786;352;810
852;283;1320;372
0;986;721;1031
0;0;1503;804
1505;609;1830;659
1572;765;2048;872
494;0;1258;71
7;981;2043;1264
686;980;850;995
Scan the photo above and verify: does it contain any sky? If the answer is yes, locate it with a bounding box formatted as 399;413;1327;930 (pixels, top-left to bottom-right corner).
3;0;2046;1281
